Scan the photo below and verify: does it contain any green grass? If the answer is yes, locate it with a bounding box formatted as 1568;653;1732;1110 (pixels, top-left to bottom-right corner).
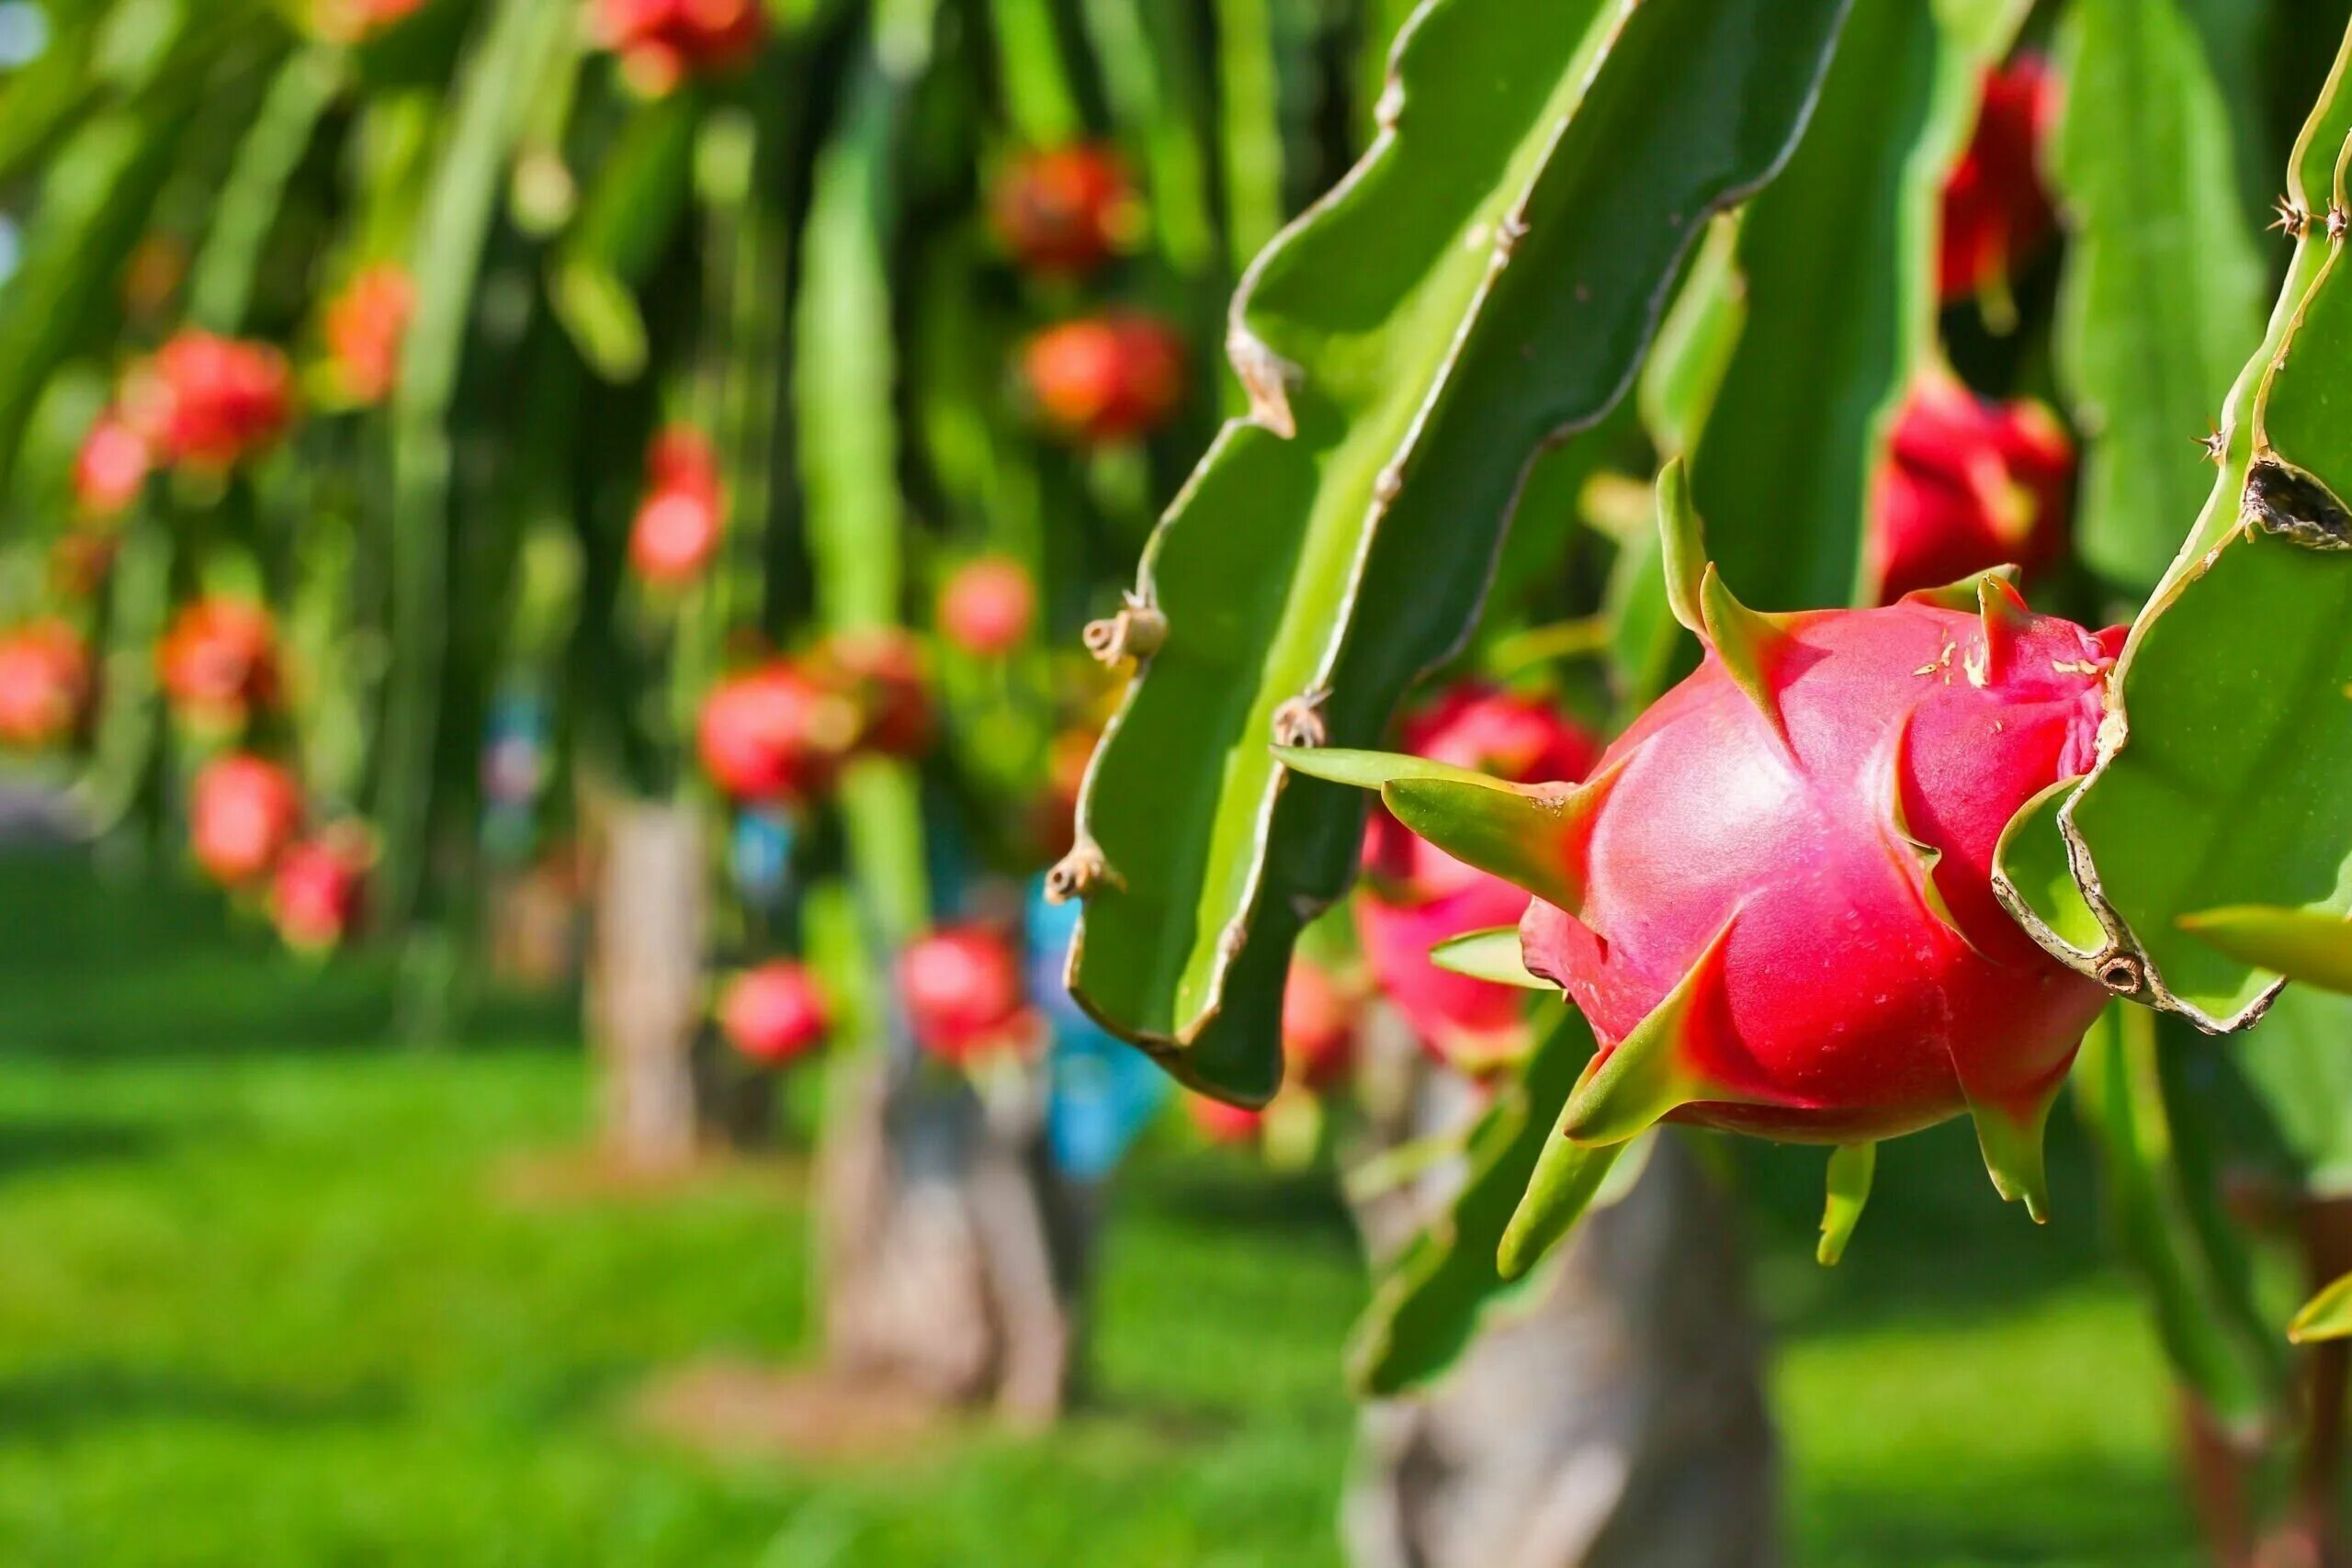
0;852;2219;1564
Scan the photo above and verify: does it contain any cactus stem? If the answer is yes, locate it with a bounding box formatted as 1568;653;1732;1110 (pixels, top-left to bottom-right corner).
2272;196;2309;236
2330;204;2349;243
2197;426;2228;464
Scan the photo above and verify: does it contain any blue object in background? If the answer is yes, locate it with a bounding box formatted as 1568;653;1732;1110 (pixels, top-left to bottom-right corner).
729;808;797;908
1030;879;1166;1181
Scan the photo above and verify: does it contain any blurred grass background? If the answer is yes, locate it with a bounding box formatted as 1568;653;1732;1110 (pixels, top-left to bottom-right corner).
0;850;2203;1566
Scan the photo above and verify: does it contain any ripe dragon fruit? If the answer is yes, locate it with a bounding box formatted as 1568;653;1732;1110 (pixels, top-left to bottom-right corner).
127;332;295;469
190;753;304;887
1281;957;1357;1092
990;145;1141;278
812;627;933;760
158;599;282;730
937;557;1037;657
899;924;1035;1066
1870;371;2073;604
74;411;153;520
1939;57;2057;310
1283;465;2117;1266
270;829;372;952
696;660;859;806
719;960;831;1066
1021;314;1187;446
628;425;725;586
1357;682;1599;1076
0;621;90;750
598;0;765;95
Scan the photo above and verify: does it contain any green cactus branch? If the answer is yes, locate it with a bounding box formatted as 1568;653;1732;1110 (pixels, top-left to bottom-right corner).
1064;0;1852;1102
1996;20;2352;1031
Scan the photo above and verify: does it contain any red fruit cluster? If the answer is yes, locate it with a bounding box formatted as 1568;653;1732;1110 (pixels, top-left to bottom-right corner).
322;265;415;407
598;0;766;94
990;146;1140;278
1870;374;2073;604
1022;314;1186;445
628;425;724;587
158;599;281;730
0;621;90;749
696;661;861;806
936;557;1035;657
270;829;372;952
74;411;153;521
1357;683;1598;1075
1939;58;2057;307
124;333;296;470
898;924;1035;1067
719;960;831;1066
190;753;304;887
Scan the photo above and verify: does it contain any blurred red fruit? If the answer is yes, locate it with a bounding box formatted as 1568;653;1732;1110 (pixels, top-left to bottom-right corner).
899;924;1034;1066
1188;1094;1264;1145
315;0;427;40
1281;959;1355;1091
1030;727;1098;863
322;265;414;405
190;753;303;886
628;426;725;585
1022;314;1186;445
158;599;281;728
1939;58;2058;307
697;661;859;804
1357;684;1600;1075
74;411;152;519
130;333;295;469
598;0;766;93
0;621;90;749
270;829;372;951
990;145;1139;277
1870;373;2074;604
937;557;1036;656
815;627;933;759
720;960;831;1066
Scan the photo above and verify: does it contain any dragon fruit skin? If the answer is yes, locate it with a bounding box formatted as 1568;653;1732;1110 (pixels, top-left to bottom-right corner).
1521;582;2117;1154
1871;373;2074;604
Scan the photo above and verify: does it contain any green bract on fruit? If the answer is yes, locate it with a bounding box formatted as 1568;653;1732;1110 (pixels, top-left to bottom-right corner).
1283;464;2120;1269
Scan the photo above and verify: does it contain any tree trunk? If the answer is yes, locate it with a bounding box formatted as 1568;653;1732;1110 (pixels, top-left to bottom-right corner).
1345;1021;1780;1568
814;1053;1081;1427
586;799;707;1174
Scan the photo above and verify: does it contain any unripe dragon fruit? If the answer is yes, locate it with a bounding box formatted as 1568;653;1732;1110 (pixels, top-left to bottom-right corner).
990;145;1141;278
696;661;859;806
1871;372;2073;604
190;753;303;887
1939;58;2057;310
719;960;831;1066
0;621;90;750
937;557;1036;656
628;425;724;586
158;598;281;730
1357;682;1599;1076
1021;314;1186;446
899;924;1035;1066
1284;466;2117;1263
322;264;414;406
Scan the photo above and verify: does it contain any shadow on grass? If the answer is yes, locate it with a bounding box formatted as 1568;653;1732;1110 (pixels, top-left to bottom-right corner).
0;1115;164;1182
0;1363;402;1437
1798;1460;2198;1568
1127;1154;1359;1255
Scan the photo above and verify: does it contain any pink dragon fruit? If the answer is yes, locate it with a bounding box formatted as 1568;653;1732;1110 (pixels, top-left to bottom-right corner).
1280;956;1358;1092
1357;682;1599;1075
1870;372;2074;604
1940;58;2058;309
1285;465;2118;1261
